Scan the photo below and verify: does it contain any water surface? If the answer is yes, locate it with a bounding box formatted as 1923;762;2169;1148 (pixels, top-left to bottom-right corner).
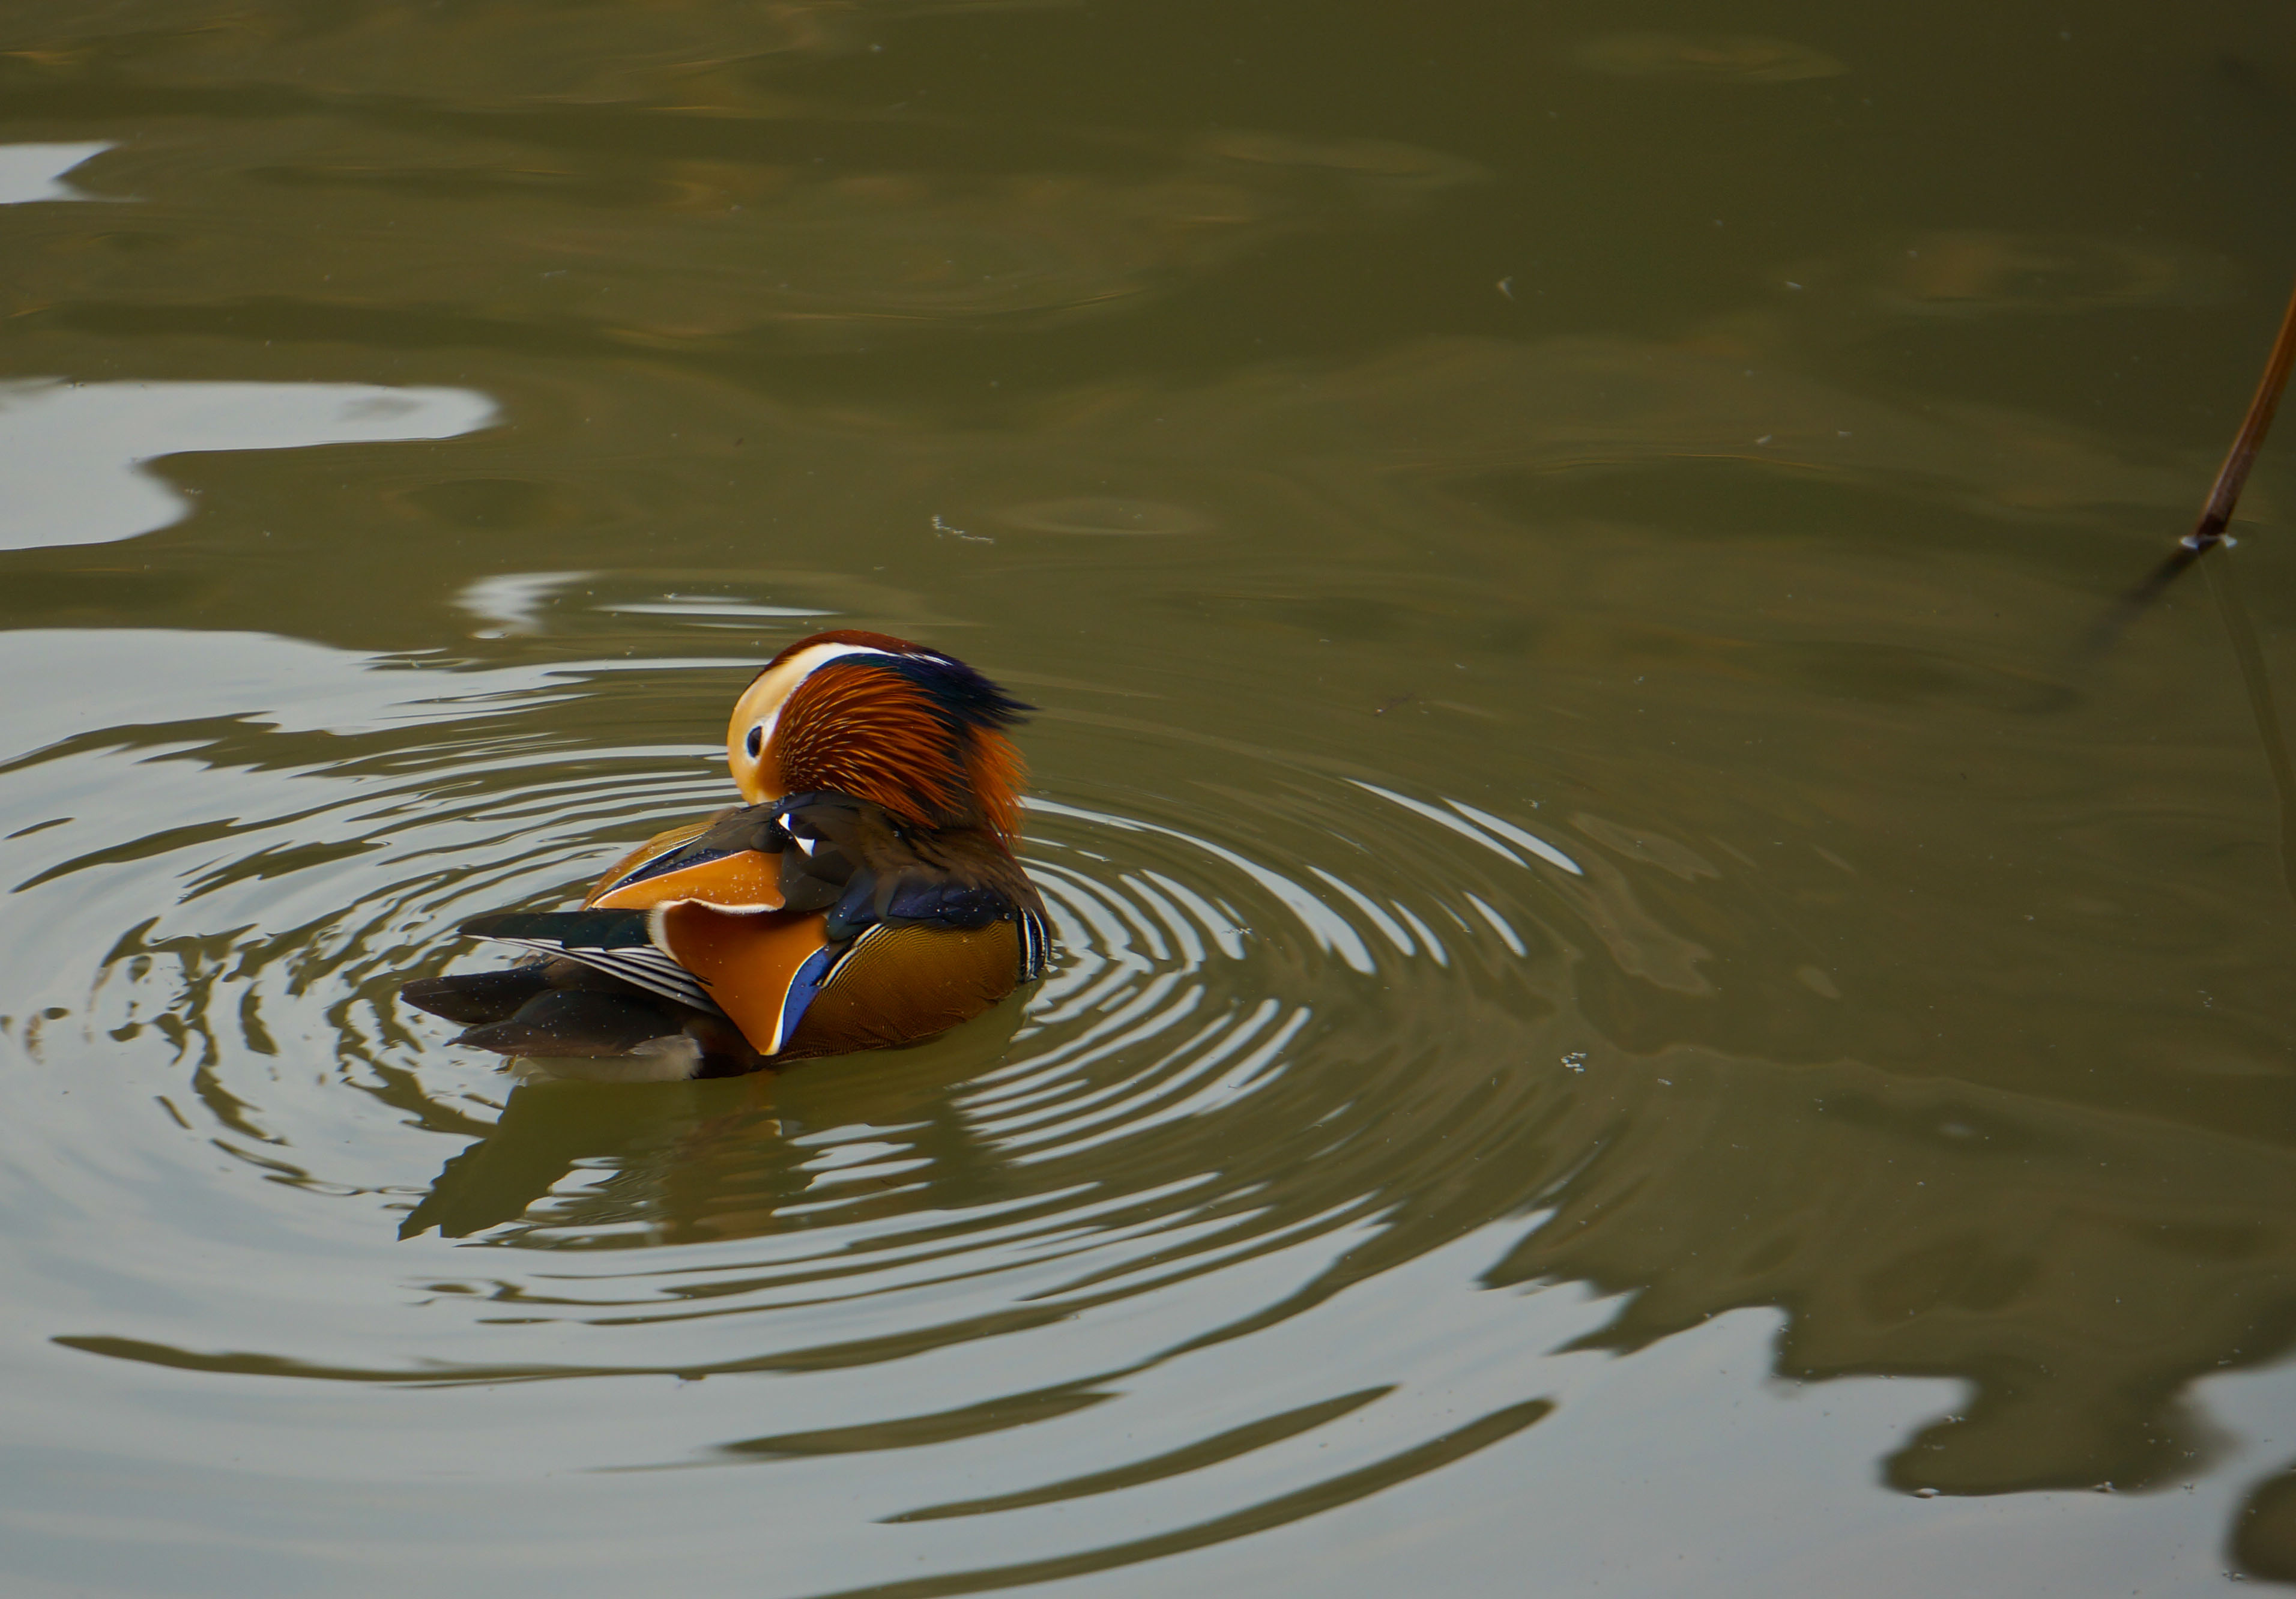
5;1;2296;1594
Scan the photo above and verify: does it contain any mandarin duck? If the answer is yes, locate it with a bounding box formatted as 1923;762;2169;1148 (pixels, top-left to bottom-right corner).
399;631;1051;1078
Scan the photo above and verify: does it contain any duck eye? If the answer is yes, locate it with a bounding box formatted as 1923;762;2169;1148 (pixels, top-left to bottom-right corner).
745;725;764;758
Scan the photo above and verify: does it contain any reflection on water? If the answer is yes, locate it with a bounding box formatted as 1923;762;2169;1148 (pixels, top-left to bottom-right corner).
0;380;496;549
0;141;114;205
6;0;2296;1591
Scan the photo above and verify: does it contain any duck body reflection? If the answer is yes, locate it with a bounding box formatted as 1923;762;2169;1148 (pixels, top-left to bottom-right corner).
400;630;1050;1078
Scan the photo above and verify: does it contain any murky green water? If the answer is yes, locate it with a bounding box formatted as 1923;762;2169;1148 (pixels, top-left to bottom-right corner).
5;2;2296;1593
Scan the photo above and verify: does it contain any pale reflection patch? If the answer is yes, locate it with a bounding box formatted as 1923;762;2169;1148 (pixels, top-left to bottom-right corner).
0;142;116;205
0;381;498;552
454;570;597;637
451;570;848;639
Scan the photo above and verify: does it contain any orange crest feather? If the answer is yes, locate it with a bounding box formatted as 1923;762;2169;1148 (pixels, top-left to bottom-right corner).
774;662;1026;841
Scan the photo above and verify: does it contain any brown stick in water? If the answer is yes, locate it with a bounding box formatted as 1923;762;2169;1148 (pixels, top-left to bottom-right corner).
2114;276;2296;620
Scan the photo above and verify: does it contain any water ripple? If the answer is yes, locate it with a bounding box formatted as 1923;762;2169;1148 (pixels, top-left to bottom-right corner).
7;623;2286;1586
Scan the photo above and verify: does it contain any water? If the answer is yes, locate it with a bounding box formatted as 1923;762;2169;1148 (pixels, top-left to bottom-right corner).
4;1;2296;1592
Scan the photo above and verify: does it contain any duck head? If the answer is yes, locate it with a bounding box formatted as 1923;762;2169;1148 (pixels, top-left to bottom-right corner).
726;630;1031;844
